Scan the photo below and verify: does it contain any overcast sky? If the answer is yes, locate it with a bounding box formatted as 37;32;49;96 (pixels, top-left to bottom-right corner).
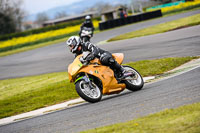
22;0;82;14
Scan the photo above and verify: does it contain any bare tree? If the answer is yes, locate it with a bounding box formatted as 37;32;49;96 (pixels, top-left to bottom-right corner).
35;12;49;26
83;2;114;15
0;0;25;34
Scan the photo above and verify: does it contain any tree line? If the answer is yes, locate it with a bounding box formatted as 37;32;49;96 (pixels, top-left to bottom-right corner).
0;0;25;35
0;0;176;36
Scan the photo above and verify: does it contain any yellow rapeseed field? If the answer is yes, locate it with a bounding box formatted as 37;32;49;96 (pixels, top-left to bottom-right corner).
0;20;99;49
161;0;200;13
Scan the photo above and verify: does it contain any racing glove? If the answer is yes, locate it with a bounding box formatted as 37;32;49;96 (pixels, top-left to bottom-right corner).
80;53;95;65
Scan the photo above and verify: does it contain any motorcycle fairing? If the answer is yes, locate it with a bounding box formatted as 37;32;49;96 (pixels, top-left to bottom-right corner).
79;65;125;94
68;53;126;94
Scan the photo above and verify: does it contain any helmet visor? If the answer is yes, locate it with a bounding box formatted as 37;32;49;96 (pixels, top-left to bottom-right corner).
68;38;79;52
69;39;77;47
69;44;74;51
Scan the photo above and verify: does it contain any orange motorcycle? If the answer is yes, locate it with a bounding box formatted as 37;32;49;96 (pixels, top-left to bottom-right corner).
68;52;144;103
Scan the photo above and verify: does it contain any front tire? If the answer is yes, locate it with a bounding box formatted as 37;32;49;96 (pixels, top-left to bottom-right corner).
122;65;144;91
75;80;102;103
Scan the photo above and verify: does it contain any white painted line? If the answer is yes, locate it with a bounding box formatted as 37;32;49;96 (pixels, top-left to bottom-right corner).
143;76;155;82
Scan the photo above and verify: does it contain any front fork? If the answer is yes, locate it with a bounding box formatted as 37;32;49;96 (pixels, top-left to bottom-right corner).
76;73;94;88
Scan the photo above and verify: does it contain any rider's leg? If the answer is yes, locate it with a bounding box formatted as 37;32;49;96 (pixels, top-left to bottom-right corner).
100;52;125;76
100;52;135;80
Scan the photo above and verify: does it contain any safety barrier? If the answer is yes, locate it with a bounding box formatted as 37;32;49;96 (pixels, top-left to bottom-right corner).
99;10;162;30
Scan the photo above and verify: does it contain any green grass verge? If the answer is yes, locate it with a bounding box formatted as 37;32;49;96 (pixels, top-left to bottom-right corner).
0;29;100;57
0;56;197;119
0;72;78;118
0;38;67;57
0;31;78;53
108;13;200;42
125;57;199;77
82;102;200;133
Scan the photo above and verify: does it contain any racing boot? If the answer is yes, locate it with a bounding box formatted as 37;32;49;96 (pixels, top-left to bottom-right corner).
110;59;134;81
118;65;135;80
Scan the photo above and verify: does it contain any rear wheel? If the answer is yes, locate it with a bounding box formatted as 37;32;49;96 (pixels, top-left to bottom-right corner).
75;80;102;103
122;65;144;91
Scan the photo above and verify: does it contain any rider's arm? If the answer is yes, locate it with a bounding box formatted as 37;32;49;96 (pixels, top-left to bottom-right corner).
81;42;99;62
90;22;94;30
80;22;86;30
84;42;99;57
91;23;95;36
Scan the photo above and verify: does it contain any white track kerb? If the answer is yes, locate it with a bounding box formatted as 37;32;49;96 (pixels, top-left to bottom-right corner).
0;58;200;126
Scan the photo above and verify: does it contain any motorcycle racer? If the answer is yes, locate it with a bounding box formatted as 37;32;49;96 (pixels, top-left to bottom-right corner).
66;36;130;80
79;15;94;37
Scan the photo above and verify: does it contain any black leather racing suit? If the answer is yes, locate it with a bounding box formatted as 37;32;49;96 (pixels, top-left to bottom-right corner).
79;21;95;37
75;42;124;74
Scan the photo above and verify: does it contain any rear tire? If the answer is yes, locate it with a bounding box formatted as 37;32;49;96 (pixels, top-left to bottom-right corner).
75;80;102;103
122;65;144;91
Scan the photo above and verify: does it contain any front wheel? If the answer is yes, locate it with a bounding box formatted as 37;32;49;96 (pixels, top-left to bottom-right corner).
75;80;102;103
122;65;144;91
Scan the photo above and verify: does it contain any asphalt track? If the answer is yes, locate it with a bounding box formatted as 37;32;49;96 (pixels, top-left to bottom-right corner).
0;10;200;80
0;66;200;133
0;11;200;133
